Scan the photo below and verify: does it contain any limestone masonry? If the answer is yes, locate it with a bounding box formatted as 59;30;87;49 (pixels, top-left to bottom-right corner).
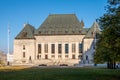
13;14;100;66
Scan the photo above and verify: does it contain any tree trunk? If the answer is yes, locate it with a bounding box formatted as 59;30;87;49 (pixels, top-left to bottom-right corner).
110;62;113;69
107;62;109;68
113;61;116;69
107;61;116;69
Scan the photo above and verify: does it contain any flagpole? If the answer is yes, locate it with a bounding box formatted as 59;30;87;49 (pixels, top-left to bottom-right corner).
8;27;10;55
7;24;10;64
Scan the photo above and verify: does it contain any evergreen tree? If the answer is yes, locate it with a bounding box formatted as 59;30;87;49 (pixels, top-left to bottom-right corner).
94;0;120;69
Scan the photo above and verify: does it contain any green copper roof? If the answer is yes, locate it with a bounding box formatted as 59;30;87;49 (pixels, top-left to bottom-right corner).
35;14;86;35
85;22;101;38
15;14;100;39
15;24;35;39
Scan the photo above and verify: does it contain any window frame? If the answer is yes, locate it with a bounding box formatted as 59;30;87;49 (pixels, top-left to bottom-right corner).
51;44;55;53
65;44;69;54
58;44;62;54
38;44;41;53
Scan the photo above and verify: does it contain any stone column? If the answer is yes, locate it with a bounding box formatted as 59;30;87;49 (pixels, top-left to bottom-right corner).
62;43;65;59
48;43;51;59
55;43;58;59
69;43;72;59
41;43;44;59
76;42;79;59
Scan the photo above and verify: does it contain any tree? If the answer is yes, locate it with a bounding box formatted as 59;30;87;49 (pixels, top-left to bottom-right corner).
94;0;120;69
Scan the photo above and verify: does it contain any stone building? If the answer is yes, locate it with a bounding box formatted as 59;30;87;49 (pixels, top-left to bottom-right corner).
13;14;100;66
0;51;6;66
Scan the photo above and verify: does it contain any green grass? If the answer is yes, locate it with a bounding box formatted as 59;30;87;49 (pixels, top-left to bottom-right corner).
0;67;120;80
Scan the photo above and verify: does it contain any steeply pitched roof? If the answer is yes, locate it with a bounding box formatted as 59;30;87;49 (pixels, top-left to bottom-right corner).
85;22;101;38
35;14;86;35
15;24;35;39
15;14;100;39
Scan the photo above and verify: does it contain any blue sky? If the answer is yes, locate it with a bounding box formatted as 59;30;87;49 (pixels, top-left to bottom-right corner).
0;0;107;53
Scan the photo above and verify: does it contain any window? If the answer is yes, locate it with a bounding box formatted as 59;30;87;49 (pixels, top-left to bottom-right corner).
29;56;31;60
38;44;41;53
91;32;94;37
65;29;68;33
72;44;76;53
86;55;88;60
51;31;55;34
58;55;62;58
65;31;68;33
65;44;69;53
58;44;62;54
51;55;55;58
78;55;82;59
79;43;83;53
72;55;75;59
22;32;27;37
51;44;55;53
37;55;41;59
39;31;41;34
44;44;48;53
79;30;81;34
37;55;39;59
65;55;68;58
72;31;75;33
22;61;26;63
58;31;62;34
45;55;48;59
23;52;25;58
23;45;25;50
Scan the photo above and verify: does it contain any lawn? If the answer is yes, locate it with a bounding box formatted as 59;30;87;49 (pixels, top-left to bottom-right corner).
0;66;120;80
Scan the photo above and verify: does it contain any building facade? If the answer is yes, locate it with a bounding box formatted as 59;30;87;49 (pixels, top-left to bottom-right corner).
13;14;100;66
0;51;7;66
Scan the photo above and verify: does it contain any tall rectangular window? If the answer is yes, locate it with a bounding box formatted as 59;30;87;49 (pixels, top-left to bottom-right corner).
38;44;41;53
23;45;25;50
44;44;48;53
65;44;69;53
51;44;55;53
58;44;62;54
72;44;76;53
79;43;83;53
23;52;25;58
